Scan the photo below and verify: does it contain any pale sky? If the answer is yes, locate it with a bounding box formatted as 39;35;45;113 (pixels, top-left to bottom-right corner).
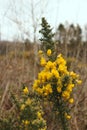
0;0;87;41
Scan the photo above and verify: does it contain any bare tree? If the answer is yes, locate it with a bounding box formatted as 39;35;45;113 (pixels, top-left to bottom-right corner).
3;0;48;80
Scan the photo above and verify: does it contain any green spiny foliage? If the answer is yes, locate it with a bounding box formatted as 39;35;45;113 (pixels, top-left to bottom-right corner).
39;17;55;53
0;86;47;130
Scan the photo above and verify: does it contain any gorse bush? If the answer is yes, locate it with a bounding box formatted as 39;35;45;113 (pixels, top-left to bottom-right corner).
33;49;82;130
0;87;47;130
18;87;47;130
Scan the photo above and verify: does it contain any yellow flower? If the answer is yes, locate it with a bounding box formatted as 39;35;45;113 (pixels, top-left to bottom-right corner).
67;116;71;119
25;98;32;105
47;49;52;56
38;50;43;55
37;88;43;95
69;71;78;78
20;104;25;110
24;120;30;125
33;80;40;90
62;91;70;100
57;87;62;93
65;113;71;119
40;57;46;66
51;68;59;78
76;79;82;84
56;54;66;65
58;64;67;74
37;111;42;119
67;84;74;92
22;120;25;123
57;53;62;58
69;98;74;104
43;84;52;96
23;87;29;94
38;71;46;83
46;72;52;80
57;78;62;87
45;61;56;70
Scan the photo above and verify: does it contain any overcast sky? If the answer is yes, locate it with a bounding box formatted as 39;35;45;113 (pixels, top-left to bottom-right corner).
0;0;87;41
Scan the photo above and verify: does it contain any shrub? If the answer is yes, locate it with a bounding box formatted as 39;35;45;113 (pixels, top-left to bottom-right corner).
0;86;47;130
33;49;82;130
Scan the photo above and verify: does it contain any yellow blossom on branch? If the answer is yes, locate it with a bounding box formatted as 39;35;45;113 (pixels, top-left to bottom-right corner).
65;113;71;120
69;98;74;104
24;120;30;125
40;57;46;66
37;111;42;119
69;71;79;78
67;83;74;92
56;54;66;65
43;84;53;96
57;87;62;93
20;104;25;111
76;79;82;84
38;50;43;55
62;91;70;100
51;68;59;78
23;87;29;94
25;98;32;105
45;61;56;70
47;49;52;56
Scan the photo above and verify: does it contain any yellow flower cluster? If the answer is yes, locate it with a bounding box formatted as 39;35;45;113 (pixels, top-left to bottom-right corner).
40;57;46;66
33;50;82;103
20;91;47;130
37;111;42;119
20;104;25;111
65;113;71;120
20;98;32;111
23;87;29;94
25;98;32;105
33;82;52;96
62;83;74;100
22;120;30;125
31;109;47;130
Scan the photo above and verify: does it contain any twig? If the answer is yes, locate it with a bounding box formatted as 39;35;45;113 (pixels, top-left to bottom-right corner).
71;96;87;109
0;81;9;109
